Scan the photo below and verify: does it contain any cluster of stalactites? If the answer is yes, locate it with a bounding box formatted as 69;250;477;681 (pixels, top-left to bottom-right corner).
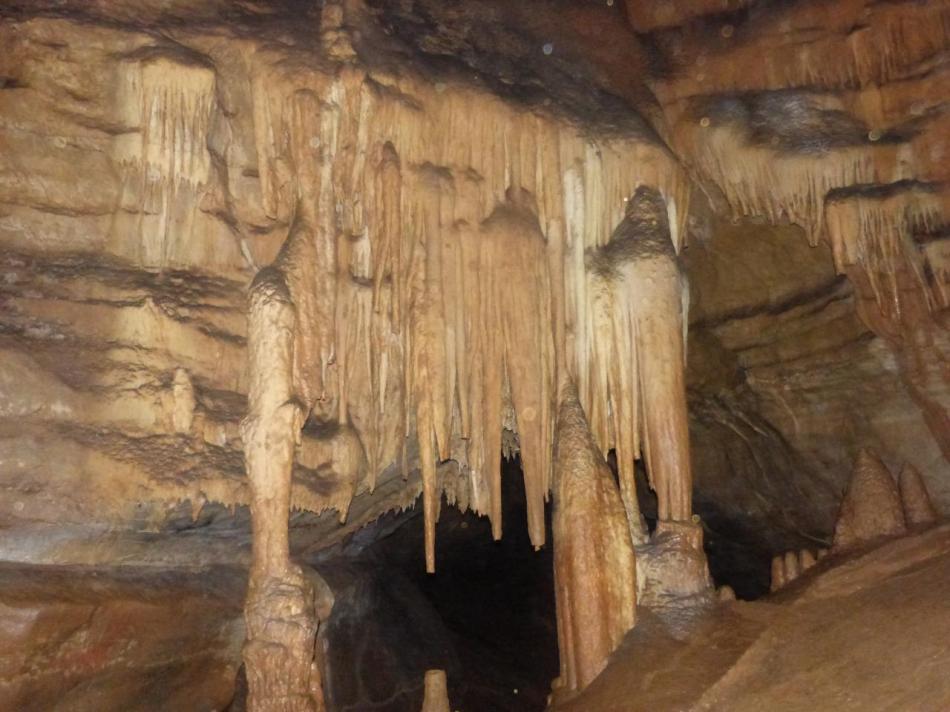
112;52;216;267
825;186;950;318
238;60;692;570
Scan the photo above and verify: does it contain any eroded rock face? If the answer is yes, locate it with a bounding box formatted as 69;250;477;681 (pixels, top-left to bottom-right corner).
0;564;244;711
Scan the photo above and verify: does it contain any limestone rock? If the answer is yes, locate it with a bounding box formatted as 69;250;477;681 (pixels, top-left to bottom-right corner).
832;449;907;552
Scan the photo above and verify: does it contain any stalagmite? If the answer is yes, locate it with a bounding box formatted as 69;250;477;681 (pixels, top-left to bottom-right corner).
420;670;451;712
784;550;801;584
832;449;907;553
770;554;786;592
800;549;818;571
771;549;817;592
552;386;637;695
899;463;939;528
718;585;737;602
241;267;325;712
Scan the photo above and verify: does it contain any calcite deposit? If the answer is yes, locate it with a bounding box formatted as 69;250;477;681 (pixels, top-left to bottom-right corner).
833;449;907;553
552;387;637;694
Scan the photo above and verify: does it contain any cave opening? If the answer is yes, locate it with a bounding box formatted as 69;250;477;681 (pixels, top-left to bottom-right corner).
317;457;559;712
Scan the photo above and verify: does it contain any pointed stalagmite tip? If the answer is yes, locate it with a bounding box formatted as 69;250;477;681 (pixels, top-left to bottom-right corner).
833;448;906;553
898;463;938;528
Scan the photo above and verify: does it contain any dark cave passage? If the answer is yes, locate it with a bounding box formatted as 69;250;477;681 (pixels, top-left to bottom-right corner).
318;458;559;712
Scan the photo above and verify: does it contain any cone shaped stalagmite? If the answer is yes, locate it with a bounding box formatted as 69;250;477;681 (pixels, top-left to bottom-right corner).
832;448;907;552
899;463;939;528
553;386;637;694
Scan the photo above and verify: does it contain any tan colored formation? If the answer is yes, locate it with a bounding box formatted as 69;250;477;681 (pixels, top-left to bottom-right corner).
833;448;907;552
774;449;941;591
552;387;638;694
241;269;326;711
420;670;451;712
236;62;692;575
770;547;825;593
899;463;939;528
585;186;693;537
234;31;695;707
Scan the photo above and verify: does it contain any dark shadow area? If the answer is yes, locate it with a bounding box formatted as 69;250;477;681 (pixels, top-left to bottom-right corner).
317;457;559;712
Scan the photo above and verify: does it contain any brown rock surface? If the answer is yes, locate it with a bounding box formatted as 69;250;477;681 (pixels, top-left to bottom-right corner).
0;563;244;711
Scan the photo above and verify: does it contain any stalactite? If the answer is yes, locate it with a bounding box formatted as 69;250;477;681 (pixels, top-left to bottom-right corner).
236;56;693;568
825;186;949;316
783;550;801;583
552;385;636;695
170;368;196;434
112;52;216;268
673;119;895;245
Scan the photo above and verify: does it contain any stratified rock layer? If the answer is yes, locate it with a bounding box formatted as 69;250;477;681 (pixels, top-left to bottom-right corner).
0;563;244;711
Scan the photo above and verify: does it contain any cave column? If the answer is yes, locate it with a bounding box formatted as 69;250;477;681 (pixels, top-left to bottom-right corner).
634;255;693;524
241;268;325;712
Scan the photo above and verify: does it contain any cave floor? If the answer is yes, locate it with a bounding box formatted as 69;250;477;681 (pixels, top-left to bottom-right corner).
556;523;950;712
